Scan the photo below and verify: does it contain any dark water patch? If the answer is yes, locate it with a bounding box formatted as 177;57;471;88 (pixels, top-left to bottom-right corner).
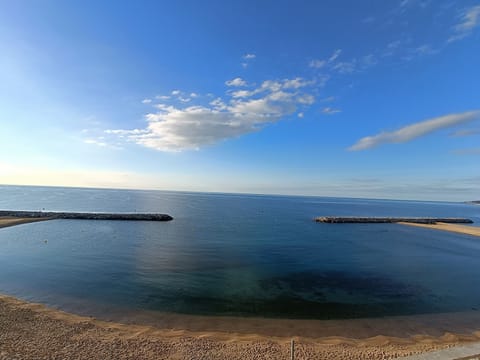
136;291;437;319
260;270;424;301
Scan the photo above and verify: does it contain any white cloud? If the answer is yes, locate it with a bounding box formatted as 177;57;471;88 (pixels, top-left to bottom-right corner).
84;138;123;150
414;44;437;55
309;50;358;75
84;139;107;147
309;49;343;70
309;59;326;69
156;95;171;100
229;78;311;99
322;107;341;115
320;96;336;103
225;77;247;87
283;77;312;89
105;129;146;136
241;53;256;68
381;40;403;57
448;5;480;42
171;90;181;95
333;60;356;74
348;110;480;151
328;49;342;63
107;78;315;151
142;98;152;104
297;94;315;105
209;98;227;110
231;90;254;98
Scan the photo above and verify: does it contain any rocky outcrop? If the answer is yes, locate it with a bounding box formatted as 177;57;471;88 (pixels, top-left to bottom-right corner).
0;210;173;221
315;217;473;224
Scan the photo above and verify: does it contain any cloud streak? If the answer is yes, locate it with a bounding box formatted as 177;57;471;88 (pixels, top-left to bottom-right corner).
450;128;480;137
322;107;341;115
348;110;480;151
449;5;480;42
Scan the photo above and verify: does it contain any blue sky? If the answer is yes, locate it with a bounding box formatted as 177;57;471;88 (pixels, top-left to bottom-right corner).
0;0;479;201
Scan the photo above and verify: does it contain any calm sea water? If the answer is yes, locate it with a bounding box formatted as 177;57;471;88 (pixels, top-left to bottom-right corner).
0;185;479;320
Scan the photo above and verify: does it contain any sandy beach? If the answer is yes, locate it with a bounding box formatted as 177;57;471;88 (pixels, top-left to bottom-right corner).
399;222;480;237
0;217;51;229
2;294;480;359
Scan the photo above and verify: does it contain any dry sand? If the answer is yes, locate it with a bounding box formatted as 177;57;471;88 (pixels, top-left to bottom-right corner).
2;295;480;359
399;222;480;237
0;217;51;229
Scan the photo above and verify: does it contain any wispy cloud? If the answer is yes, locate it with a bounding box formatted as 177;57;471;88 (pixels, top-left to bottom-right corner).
309;49;342;69
452;148;480;155
309;59;326;69
310;49;377;75
225;77;247;87
320;96;336;103
84;138;122;150
84;138;108;147
328;49;342;63
106;77;315;151
448;5;480;42
450;128;480;137
322;107;341;115
241;53;256;68
333;60;357;74
141;98;152;104
156;95;171;100
413;44;437;55
348;110;480;151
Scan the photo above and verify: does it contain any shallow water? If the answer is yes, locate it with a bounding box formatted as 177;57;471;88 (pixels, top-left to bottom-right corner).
0;185;479;320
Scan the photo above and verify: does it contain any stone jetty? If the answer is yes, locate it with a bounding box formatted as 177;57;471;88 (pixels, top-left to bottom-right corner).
315;217;473;224
0;210;173;221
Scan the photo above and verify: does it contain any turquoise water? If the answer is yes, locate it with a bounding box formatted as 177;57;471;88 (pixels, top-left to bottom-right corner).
0;185;479;319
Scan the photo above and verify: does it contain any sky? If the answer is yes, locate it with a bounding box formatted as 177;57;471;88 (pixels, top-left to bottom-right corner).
0;0;479;201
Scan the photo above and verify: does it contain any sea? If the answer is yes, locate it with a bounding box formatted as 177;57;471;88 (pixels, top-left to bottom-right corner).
1;185;480;321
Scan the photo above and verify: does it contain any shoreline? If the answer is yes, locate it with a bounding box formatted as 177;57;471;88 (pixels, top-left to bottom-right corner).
398;222;480;237
0;216;52;229
2;294;480;359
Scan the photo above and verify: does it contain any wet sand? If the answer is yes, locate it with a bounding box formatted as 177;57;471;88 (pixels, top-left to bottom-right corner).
399;222;480;237
0;216;51;229
2;295;480;359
